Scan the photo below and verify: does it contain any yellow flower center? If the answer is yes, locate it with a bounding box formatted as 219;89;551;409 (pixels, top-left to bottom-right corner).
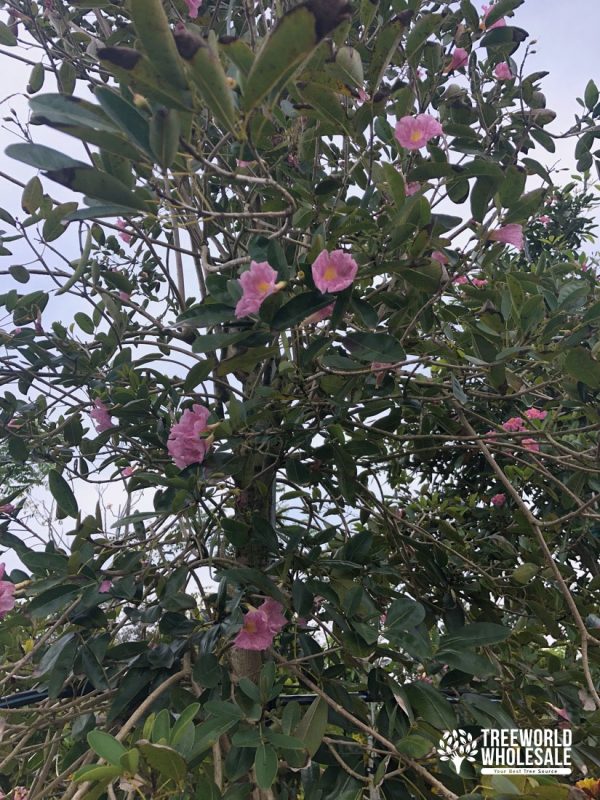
410;129;422;142
323;265;337;280
258;281;271;293
244;619;257;633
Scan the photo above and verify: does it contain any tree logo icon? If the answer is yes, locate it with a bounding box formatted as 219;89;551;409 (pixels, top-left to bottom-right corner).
437;729;478;774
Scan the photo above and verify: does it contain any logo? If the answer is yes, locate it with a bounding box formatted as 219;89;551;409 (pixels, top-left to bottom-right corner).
437;728;572;776
437;729;478;774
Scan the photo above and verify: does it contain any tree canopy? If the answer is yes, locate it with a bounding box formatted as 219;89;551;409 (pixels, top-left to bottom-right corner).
1;1;600;799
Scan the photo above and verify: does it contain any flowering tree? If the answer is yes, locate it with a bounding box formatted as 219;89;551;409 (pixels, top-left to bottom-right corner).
1;1;600;799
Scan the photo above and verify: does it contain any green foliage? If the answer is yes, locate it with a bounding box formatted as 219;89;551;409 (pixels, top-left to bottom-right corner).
1;1;600;799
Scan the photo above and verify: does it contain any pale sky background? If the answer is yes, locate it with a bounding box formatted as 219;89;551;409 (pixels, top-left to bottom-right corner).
0;0;600;571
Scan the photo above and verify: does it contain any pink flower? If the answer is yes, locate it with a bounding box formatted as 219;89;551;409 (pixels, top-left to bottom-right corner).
260;598;286;634
471;278;488;288
312;249;358;293
167;403;212;469
14;789;29;800
99;579;112;593
119;291;131;302
236;159;256;169
484;430;497;440
121;466;135;477
490;493;506;507
235;260;282;318
494;62;513;80
524;408;547;421
90;399;114;433
502;417;525;432
184;0;201;18
0;564;15;618
0;504;15;514
432;251;448;265
394;114;443;150
233;609;274;651
482;4;506;29
538;215;550;225
488;223;524;250
405;181;421;196
357;87;370;103
453;275;468;285
233;598;286;651
522;438;540;453
445;47;468;72
117;218;132;244
303;303;335;325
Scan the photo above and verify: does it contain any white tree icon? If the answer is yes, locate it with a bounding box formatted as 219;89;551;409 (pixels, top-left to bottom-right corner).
437;729;478;774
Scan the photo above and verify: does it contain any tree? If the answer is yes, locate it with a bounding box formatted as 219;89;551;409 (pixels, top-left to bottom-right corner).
0;1;600;798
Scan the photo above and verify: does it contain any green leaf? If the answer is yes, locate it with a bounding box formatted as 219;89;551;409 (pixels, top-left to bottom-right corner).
65;204;142;221
385;597;426;630
396;734;434;758
6;142;88;171
585;79;599;111
75;312;95;334
171;703;200;745
138;741;187;783
368;14;409;89
294;697;328;756
484;0;524;27
149;107;181;169
402;682;457;730
0;21;17;46
265;731;306;750
497;165;526;207
298;82;353;136
503;188;546;224
9;264;30;284
406;13;444;62
242;3;350;111
343;332;405;362
128;0;188;92
30;93;116;133
28;584;80;617
21;175;44;214
254;743;278;789
98;47;191;111
470;176;499;222
440;622;511;648
565;347;600;389
271;292;333;330
174;29;238;133
48;469;79;518
37;633;78;698
44;166;150;211
94;87;152;153
183;359;214;390
178;302;234;326
87;730;128;765
27;63;45;94
408;162;455;181
72;764;123;783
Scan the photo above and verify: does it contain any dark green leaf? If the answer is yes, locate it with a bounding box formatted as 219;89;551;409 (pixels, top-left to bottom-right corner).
48;469;79;518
